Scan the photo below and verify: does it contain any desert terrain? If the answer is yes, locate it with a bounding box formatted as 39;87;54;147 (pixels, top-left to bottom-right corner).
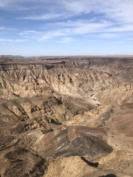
0;56;133;177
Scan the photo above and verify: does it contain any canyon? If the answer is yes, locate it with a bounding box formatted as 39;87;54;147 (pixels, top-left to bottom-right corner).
0;56;133;177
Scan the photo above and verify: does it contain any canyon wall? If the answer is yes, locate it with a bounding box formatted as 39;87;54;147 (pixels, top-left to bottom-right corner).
0;57;133;177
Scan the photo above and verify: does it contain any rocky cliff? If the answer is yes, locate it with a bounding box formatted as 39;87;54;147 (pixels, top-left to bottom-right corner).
0;56;133;177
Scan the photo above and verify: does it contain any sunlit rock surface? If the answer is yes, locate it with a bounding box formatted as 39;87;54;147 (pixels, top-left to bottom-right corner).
0;56;133;177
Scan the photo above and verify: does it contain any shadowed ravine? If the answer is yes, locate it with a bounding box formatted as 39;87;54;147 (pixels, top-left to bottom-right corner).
0;56;133;177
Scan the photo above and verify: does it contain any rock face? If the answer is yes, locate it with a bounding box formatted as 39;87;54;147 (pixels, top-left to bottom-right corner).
0;56;133;177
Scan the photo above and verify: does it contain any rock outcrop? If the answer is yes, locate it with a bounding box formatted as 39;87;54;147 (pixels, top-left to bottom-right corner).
0;56;133;177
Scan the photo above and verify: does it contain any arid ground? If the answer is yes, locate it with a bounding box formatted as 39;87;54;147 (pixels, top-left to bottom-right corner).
0;56;133;177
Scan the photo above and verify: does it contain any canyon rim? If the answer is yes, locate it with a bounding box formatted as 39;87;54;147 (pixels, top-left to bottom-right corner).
0;56;133;177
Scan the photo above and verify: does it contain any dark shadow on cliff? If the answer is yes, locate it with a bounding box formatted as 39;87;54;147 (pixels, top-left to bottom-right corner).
81;157;99;168
99;174;117;177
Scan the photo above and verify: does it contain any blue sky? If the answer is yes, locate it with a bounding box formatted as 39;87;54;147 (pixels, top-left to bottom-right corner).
0;0;133;56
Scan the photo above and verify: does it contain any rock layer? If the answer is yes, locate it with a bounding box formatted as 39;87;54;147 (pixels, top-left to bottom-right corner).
0;56;133;177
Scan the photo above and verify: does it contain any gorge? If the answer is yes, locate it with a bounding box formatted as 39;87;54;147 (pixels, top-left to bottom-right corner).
0;56;133;177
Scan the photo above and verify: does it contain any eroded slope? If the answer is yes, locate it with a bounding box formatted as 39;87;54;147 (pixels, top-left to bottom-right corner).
0;57;133;177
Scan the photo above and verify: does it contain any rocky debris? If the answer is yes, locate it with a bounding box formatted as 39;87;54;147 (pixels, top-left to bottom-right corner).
0;126;112;177
0;56;133;177
26;126;112;161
